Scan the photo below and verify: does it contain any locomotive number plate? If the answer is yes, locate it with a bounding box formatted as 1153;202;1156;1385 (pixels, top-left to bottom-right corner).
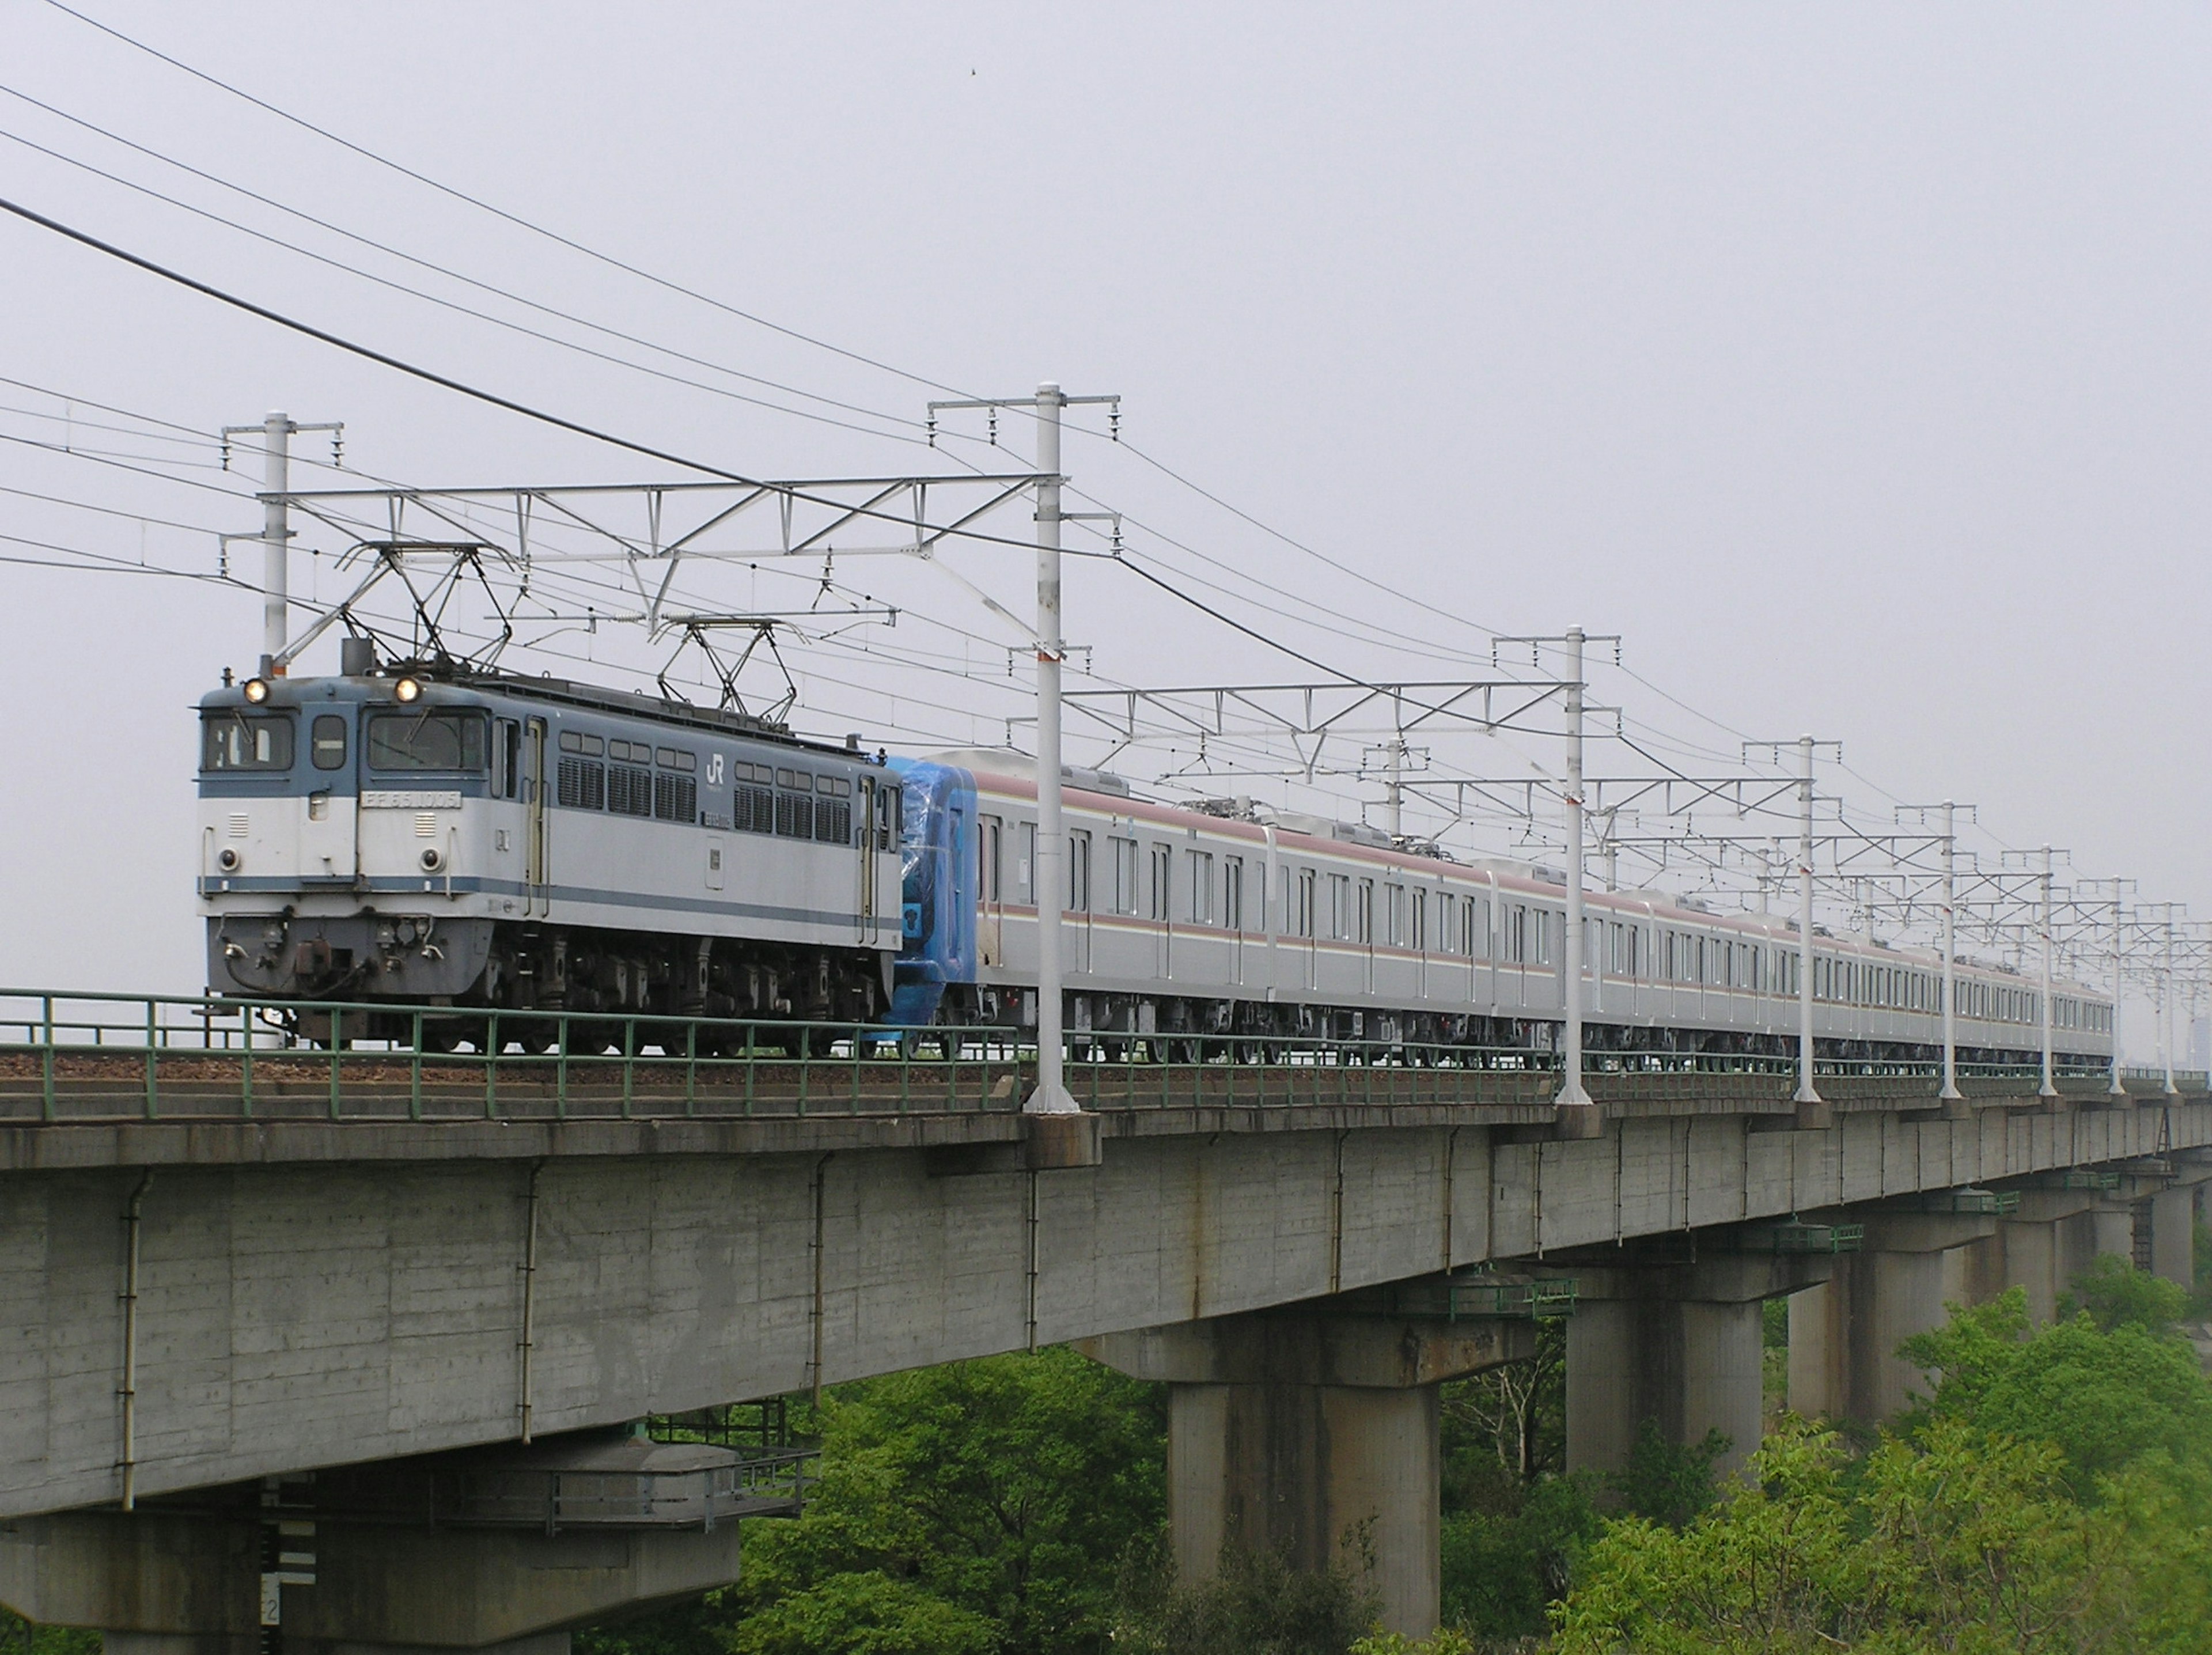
362;790;463;809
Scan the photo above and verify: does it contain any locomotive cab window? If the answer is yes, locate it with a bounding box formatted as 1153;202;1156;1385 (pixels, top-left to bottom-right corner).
367;711;487;772
202;712;294;771
309;714;347;771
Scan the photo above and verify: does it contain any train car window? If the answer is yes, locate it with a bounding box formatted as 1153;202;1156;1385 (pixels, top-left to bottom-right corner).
1535;910;1553;967
1508;906;1527;964
1152;846;1174;922
1189;851;1214;925
982;817;1002;902
1020;821;1036;900
657;747;698;772
310;714;348;772
1070;831;1092;912
366;712;486;772
1357;881;1374;946
494;719;521;798
556;756;605;810
876;785;900;852
1296;869;1317;938
1384;884;1404;947
1225;858;1244;931
1411;889;1427;952
1112;836;1138;913
1437;893;1455;953
1329;875;1350;941
202;711;294;771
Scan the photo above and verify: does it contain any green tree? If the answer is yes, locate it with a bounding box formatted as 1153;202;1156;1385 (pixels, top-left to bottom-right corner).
728;1348;1165;1655
1900;1286;2212;1494
1110;1536;1377;1655
2060;1253;2191;1336
1550;1418;2160;1654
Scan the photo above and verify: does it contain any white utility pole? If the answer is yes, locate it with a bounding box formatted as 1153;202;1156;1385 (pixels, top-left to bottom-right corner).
224;411;341;676
1031;382;1075;1115
927;382;1119;1116
1940;802;1961;1103
1794;736;1821;1111
2164;914;2179;1096
2111;897;2127;1096
1384;705;1406;840
1559;626;1592;1111
2037;845;2058;1099
260;410;290;669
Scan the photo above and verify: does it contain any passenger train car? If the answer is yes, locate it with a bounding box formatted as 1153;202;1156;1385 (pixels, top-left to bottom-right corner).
197;658;902;1043
889;751;2115;1068
196;661;2112;1067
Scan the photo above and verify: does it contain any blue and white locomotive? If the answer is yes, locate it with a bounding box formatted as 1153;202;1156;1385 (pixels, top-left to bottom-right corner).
197;652;901;1044
198;658;2115;1068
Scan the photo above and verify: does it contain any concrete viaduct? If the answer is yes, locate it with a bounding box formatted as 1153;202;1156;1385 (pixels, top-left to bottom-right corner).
3;1058;2208;1645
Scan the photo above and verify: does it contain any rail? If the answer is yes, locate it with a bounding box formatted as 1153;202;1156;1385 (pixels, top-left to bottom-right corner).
0;988;2165;1125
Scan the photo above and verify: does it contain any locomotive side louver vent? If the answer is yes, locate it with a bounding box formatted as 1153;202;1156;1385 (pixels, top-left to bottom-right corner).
557;756;605;811
654;773;698;823
736;784;774;834
227;813;249;838
609;763;653;817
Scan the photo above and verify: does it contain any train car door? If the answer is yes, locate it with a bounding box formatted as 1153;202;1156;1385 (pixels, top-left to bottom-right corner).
978;813;1004;967
525;717;548;915
1068;828;1092;975
855;775;877;944
1225;857;1245;986
298;709;358;880
1150;842;1173;980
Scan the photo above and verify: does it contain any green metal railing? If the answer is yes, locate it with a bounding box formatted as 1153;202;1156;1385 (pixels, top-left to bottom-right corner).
1350;1273;1580;1321
1738;1221;1866;1254
1920;1187;2022;1217
0;987;2174;1126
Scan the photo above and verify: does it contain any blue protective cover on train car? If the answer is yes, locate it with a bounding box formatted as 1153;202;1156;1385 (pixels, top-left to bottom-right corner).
884;758;979;1025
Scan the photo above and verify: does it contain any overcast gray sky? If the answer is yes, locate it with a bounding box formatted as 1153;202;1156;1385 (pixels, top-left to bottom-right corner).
2;3;2206;1052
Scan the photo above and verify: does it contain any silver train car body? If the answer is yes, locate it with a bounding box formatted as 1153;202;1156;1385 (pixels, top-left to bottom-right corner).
196;665;903;1036
930;752;2114;1066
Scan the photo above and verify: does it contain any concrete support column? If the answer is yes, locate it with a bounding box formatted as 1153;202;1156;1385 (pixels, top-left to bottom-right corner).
1567;1298;1762;1482
1785;1212;1993;1425
1558;1255;1833;1485
1083;1309;1533;1637
2148;1186;2197;1287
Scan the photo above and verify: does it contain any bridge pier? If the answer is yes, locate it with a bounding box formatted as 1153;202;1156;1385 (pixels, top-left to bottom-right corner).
1081;1308;1533;1637
1787;1210;1994;1423
1559;1254;1832;1484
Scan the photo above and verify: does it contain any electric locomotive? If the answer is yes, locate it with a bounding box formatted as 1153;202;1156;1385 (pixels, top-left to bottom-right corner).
196;645;903;1043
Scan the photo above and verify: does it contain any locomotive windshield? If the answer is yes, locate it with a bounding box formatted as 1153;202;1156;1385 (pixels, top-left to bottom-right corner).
366;711;488;771
200;712;294;771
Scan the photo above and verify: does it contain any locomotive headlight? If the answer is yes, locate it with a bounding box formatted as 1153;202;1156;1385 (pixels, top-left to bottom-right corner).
241;677;271;705
215;847;243;873
393;676;422;704
419;846;445;872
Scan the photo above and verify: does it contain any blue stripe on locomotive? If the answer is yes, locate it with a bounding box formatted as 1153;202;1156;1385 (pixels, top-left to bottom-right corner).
884;758;978;1025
